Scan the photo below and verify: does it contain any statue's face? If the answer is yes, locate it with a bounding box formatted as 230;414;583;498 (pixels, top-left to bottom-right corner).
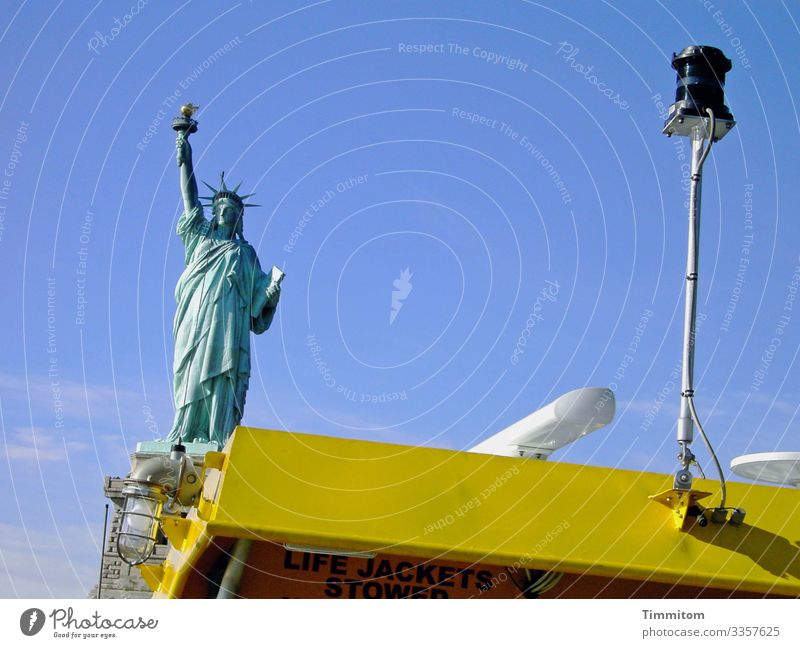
214;198;243;228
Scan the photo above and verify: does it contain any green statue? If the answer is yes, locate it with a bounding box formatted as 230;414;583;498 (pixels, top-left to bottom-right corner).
165;105;283;448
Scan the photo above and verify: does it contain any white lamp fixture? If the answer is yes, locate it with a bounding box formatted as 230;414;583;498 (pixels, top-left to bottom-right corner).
117;483;165;566
730;452;800;488
117;441;202;565
469;387;615;460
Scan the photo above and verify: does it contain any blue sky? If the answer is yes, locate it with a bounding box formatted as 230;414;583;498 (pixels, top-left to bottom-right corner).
1;0;799;597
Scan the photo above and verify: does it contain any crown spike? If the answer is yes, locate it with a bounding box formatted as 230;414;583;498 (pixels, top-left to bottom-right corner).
200;172;259;210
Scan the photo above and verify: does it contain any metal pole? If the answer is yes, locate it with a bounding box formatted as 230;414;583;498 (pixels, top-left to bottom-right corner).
675;126;706;489
96;504;109;599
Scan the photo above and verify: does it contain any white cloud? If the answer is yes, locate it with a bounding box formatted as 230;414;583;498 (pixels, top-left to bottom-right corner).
0;371;164;424
0;522;100;598
3;427;89;463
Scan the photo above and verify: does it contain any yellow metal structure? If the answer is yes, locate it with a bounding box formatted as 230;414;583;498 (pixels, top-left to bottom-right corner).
147;427;800;597
650;488;713;530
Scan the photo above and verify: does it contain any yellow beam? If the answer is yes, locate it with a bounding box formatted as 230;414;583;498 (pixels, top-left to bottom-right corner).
158;427;800;597
160;516;192;549
155;522;213;599
136;564;163;592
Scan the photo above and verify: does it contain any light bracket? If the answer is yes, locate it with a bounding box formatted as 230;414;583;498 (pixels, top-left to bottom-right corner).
663;112;735;141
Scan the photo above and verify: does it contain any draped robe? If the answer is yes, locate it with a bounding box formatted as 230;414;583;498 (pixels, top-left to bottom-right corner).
166;206;279;447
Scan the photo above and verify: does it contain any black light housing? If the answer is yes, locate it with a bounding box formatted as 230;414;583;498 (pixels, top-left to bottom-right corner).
663;45;735;140
671;45;732;119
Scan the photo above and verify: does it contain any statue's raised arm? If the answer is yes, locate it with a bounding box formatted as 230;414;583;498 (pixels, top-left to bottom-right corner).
173;104;200;215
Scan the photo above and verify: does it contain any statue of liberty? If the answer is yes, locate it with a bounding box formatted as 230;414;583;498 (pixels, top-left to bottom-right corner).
165;105;283;448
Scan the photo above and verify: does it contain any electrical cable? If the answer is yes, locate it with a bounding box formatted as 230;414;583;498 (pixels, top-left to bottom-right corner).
692;457;706;480
697;107;715;166
688;395;727;509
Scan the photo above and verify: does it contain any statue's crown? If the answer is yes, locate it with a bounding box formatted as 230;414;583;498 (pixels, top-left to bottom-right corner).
200;172;258;210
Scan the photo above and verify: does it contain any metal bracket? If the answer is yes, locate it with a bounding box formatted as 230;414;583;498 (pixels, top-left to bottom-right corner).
137;564;165;591
203;451;226;470
662;112;735;140
650;488;712;531
160;516;192;549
